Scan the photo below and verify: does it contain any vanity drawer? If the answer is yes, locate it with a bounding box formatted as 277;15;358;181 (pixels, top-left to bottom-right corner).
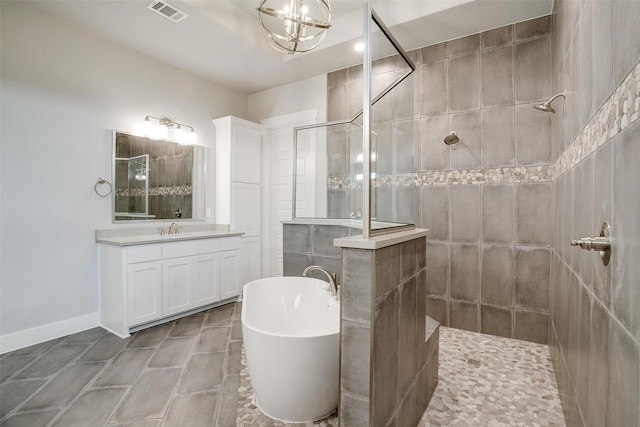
219;236;241;251
127;244;162;264
162;238;220;259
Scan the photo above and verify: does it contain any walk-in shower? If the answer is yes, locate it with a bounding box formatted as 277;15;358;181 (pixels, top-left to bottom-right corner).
292;5;416;237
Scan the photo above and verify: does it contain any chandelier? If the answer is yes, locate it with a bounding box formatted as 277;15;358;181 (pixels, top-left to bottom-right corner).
257;0;331;54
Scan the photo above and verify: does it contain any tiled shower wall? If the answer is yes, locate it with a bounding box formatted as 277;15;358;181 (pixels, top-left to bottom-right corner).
548;0;640;425
327;16;554;344
282;223;358;282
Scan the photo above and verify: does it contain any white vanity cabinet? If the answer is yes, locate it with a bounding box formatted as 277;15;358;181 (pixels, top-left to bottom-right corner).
127;260;162;326
99;236;241;337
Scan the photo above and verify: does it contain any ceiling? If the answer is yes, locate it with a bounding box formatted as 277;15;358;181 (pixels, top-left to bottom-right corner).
27;0;553;94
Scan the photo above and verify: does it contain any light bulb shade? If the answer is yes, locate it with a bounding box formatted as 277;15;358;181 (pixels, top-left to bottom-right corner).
157;124;168;139
257;0;331;54
187;129;197;144
137;117;152;136
173;126;186;144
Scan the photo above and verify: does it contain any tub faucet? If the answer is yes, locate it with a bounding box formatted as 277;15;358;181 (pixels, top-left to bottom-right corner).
302;265;338;297
168;222;179;235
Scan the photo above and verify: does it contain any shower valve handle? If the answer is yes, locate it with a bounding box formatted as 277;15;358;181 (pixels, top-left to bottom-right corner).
571;236;610;251
570;222;612;266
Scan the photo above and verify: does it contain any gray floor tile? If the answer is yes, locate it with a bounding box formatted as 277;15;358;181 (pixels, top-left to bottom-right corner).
162;391;219;427
204;308;234;327
216;374;240;427
0;355;38;382
106;420;161;427
177;352;225;394
7;338;62;357
226;342;242;375
110;369;181;422
195;327;229;353
78;334;129;362
19;362;105;412
169;315;204;337
0;379;46;418
0;409;59;427
93;349;155;388
61;328;107;344
148;337;194;368
13;344;88;379
231;319;243;341
0;304;242;427
127;323;173;349
52;388;127;427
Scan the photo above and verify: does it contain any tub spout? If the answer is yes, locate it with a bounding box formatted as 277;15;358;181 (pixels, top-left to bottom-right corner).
302;266;338;297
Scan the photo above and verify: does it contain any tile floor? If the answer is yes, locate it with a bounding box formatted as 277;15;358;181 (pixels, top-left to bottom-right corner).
420;327;565;426
0;302;243;427
1;306;565;427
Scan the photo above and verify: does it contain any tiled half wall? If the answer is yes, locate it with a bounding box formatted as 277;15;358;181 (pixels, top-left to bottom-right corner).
326;16;555;344
282;225;439;425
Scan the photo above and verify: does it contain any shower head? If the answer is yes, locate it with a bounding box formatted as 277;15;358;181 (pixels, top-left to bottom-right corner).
444;131;459;145
533;90;566;113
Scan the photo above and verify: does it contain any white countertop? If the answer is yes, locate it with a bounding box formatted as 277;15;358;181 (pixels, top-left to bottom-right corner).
95;224;243;246
96;231;244;247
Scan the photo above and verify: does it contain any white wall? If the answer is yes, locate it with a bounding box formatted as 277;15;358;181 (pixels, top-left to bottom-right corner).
248;74;328;124
248;75;328;279
0;1;248;347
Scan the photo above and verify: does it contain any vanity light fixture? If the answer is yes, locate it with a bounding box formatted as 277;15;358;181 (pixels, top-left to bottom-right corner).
136;115;197;144
257;0;331;54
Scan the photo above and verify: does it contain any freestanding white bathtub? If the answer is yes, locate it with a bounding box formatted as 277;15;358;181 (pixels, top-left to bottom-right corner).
241;276;340;422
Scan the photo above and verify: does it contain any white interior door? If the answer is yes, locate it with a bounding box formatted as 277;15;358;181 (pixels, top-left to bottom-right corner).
261;110;318;277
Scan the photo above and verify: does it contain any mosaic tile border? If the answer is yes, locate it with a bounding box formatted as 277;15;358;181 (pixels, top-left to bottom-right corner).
237;345;338;427
554;61;640;178
115;185;192;197
327;165;553;189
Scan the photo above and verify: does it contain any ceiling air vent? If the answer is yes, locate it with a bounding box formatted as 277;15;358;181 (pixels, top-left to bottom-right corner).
147;0;188;23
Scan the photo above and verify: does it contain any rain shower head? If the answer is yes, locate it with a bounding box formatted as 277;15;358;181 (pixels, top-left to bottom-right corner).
444;131;459;145
533;90;566;113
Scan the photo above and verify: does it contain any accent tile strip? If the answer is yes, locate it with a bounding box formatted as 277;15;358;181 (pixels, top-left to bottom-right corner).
554;61;640;177
115;185;193;197
327;165;553;189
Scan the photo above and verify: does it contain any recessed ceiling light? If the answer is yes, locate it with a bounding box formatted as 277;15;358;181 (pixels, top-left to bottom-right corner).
354;42;365;52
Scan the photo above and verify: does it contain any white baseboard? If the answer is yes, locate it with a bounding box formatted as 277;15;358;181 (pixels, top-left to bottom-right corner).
0;312;100;354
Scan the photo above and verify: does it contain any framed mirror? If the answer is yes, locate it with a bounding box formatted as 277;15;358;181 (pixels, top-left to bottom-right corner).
112;131;206;222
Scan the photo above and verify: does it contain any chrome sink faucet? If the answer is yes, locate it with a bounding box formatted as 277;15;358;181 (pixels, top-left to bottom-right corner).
168;222;179;235
302;265;339;297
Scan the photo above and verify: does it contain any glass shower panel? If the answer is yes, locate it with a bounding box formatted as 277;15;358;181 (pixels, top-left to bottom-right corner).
291;5;415;236
367;8;415;234
294;121;363;219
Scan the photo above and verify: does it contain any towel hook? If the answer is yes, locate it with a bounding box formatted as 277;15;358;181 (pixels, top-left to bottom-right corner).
95;177;112;198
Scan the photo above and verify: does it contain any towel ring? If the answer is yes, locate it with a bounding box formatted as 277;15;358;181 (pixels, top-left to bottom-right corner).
95;177;112;198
